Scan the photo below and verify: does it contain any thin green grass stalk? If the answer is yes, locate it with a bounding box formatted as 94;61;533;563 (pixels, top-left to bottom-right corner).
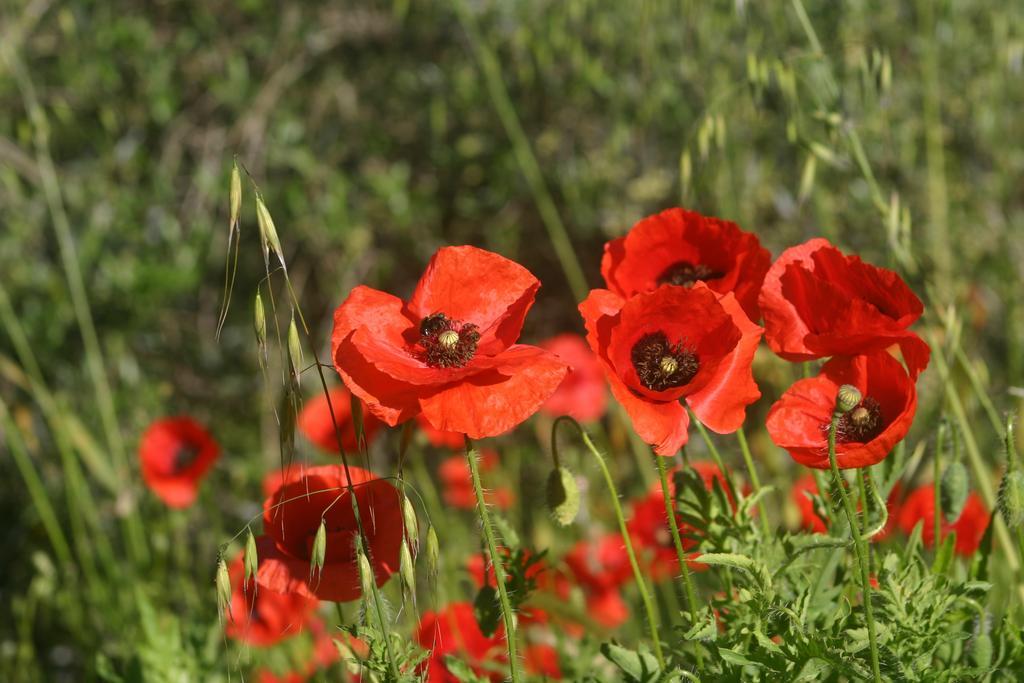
465;437;521;683
737;428;771;536
827;415;882;683
655;454;703;669
553;416;666;668
2;46;148;567
450;0;588;302
934;422;946;549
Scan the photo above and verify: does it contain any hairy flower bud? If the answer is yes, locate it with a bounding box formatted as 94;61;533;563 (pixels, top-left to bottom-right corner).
940;462;969;523
999;470;1024;529
546;466;580;527
835;384;862;415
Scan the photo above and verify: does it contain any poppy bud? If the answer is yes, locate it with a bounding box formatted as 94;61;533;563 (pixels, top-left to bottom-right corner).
998;470;1024;529
399;540;416;600
835;384;862;415
402;496;418;552
216;556;232;620
425;525;440;579
546;466;580;527
940;461;969;523
972;633;992;670
244;528;258;583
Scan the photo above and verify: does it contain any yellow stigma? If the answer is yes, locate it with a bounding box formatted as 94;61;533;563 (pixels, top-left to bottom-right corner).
659;356;679;375
850;406;871;425
438;329;460;350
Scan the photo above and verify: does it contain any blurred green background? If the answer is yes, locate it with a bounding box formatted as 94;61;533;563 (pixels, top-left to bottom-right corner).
2;0;1023;680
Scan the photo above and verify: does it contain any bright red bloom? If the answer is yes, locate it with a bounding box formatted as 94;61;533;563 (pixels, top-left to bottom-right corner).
579;284;762;455
332;246;569;439
417;414;465;449
601;208;770;320
538;333;608;422
563;533;633;628
524;644;562;678
416;602;506;682
766;351;917;469
262;463;309;498
627;462;732;578
759;238;930;377
255;465;403;602
139;417;220;508
439;449;514;510
224;553;317;646
897;484;990;556
791;473;900;540
298;386;381;453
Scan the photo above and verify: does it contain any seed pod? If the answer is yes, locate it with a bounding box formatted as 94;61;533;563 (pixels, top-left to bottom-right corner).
835;385;862;414
940;461;969;523
229;162;241;232
425;525;440;579
287;316;302;383
216;556;233;620
546;466;580;527
999;470;1024;528
310;518;327;580
399;540;416;599
402;496;418;551
253;292;266;354
244;528;259;583
255;195;285;272
357;545;375;599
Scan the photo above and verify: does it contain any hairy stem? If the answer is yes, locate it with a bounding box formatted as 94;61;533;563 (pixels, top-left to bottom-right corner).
737;427;771;536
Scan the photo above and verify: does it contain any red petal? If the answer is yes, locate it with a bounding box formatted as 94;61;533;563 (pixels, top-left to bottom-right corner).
332;334;424;426
332;285;418;353
418;345;569;439
759;238;828;360
408;246;539;355
607;370;690;456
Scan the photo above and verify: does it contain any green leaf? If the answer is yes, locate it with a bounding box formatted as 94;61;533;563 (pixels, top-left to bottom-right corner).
932;531;957;575
599;642;662;682
718;647;764;668
472;585;501;637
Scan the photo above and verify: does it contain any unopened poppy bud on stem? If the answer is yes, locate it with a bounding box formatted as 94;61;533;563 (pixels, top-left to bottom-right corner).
835;384;862;415
546;466;580;527
999;470;1024;528
941;462;969;523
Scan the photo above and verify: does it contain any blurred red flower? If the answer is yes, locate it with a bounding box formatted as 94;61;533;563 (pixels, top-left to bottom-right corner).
601;207;771;320
439;449;514;510
224;553;317;646
416;602;507;682
298;386;381;453
579;284;762;455
563;533;633;628
417;414;465;449
759;238;930;376
262;463;308;498
538;333;608;422
897;484;990;556
332;246;568;439
255;465;403;602
139;417;220;508
766;351;917;469
627;462;732;578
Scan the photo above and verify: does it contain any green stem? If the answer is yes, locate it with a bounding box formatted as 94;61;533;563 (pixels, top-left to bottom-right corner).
465;437;521;683
736;428;771;536
934;422;947;549
828;415;882;683
690;412;740;505
553;417;666;667
655;454;703;669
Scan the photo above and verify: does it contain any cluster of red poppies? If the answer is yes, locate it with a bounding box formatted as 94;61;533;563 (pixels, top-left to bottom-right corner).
135;206;988;680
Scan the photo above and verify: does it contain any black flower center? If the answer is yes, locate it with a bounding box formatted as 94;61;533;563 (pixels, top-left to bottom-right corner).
418;312;480;368
836;397;883;443
173;443;201;472
631;332;699;391
656;261;724;288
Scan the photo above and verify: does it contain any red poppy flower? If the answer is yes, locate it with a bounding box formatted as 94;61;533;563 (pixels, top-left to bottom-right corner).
416;602;507;682
139;417;220;508
759;238;930;377
524;644;562;679
332;246;569;439
791;473;900;540
538;333;608;422
298;386;381;453
255;465;403;602
262;463;309;498
579;284;762;455
439;449;514;510
601;208;771;320
627;462;732;578
564;533;633;628
417;414;466;449
896;484;989;556
766;351;917;469
224;553;317;646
